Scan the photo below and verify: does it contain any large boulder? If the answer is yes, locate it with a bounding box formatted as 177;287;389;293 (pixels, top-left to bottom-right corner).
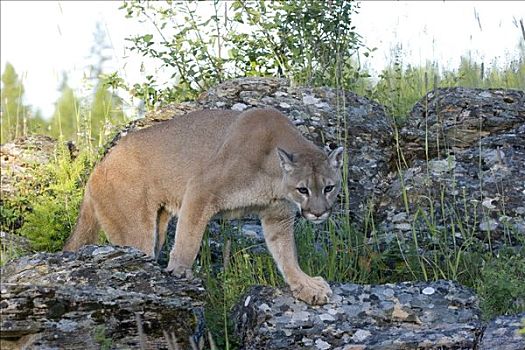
0;245;207;349
479;313;525;350
378;89;525;249
232;280;482;349
0;135;57;200
400;87;525;163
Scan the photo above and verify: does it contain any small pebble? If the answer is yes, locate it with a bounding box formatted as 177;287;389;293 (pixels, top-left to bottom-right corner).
422;287;435;295
315;339;331;349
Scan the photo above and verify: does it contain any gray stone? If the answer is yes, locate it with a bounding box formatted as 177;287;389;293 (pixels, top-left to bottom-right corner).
232;102;248;111
378;124;525;249
0;245;207;350
241;223;264;240
479;313;525;350
303;94;320;105
400;87;525;162
232;280;482;349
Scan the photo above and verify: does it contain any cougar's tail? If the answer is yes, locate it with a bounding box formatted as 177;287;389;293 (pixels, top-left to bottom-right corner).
63;189;100;251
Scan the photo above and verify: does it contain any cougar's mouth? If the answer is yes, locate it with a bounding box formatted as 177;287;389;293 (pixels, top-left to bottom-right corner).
302;210;330;224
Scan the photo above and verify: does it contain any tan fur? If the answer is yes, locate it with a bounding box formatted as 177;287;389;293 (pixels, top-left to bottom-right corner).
64;108;344;305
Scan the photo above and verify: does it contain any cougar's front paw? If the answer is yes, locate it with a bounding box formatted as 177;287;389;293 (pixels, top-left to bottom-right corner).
290;276;332;305
165;263;194;279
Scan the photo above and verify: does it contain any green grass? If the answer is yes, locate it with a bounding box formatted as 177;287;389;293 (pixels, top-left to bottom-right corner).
360;49;525;121
476;248;525;319
17;143;93;252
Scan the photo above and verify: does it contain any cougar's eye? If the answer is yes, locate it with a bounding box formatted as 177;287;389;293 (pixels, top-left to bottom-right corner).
297;187;309;195
324;185;334;194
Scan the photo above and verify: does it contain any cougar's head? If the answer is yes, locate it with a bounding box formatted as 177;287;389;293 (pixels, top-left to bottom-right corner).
277;146;344;224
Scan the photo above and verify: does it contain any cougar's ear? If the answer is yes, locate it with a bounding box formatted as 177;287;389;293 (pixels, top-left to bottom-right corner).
328;147;344;169
277;148;296;173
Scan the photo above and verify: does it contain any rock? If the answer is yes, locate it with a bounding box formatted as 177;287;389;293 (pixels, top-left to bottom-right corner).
0;135;57;199
232;280;482;349
378;87;525;249
400;87;525;163
0;245;207;349
241;223;264;241
198;77;286;104
102;102;200;156
378;124;525;248
0;231;32;261
479;313;525;350
232;102;249;111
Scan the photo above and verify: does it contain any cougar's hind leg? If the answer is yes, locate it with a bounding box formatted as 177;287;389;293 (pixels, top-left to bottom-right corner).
95;196;159;257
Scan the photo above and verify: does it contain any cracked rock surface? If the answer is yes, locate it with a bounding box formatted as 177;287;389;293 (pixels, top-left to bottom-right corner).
400;87;525;163
0;245;206;350
479;313;525;350
379;88;525;249
232;280;482;349
378;124;525;248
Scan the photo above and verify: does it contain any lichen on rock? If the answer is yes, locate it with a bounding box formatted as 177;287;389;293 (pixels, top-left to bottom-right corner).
0;245;207;350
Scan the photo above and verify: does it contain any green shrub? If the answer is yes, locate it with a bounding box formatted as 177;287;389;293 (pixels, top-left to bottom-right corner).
477;248;525;319
18;143;93;252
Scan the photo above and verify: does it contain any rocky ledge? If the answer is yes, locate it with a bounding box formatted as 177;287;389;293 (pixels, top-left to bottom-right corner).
0;245;206;350
233;281;524;350
1;246;524;349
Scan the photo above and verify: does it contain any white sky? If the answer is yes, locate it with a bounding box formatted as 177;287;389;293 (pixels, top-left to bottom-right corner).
1;1;524;119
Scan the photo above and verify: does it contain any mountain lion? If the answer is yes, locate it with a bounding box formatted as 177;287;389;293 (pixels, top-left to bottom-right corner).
64;108;344;305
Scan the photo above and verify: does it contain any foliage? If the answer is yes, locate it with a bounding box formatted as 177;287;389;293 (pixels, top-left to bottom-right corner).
89;82;127;146
1;63;35;143
49;75;81;141
119;0;366;108
0;182;32;235
366;49;525;121
228;0;368;88
199;225;280;349
93;324;113;350
477;248;525;319
18;143;93;252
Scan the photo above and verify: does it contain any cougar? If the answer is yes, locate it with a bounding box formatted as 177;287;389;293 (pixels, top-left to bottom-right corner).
64;108;344;305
